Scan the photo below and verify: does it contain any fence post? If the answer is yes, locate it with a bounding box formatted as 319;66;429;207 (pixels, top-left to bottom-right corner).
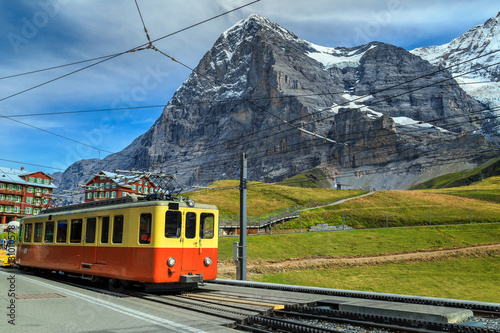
300;214;302;233
386;212;388;228
429;211;431;226
342;213;345;230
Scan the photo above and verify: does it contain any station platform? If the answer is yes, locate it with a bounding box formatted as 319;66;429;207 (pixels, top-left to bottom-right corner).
0;268;235;332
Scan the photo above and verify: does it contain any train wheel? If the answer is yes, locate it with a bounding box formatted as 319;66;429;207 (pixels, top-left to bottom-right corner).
108;278;129;292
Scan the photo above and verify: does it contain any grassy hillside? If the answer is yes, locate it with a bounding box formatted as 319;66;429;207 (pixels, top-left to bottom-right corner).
421;175;500;203
294;190;500;229
252;254;499;302
218;224;500;302
186;180;362;216
411;157;500;189
218;224;500;262
212;176;500;302
277;168;333;188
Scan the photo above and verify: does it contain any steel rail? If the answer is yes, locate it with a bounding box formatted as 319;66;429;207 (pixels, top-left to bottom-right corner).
211;279;500;313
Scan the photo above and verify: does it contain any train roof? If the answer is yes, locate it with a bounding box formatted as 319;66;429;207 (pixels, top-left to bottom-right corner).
20;195;218;221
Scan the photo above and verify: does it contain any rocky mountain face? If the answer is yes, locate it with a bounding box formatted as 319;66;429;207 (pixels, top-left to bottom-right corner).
411;12;500;143
54;14;499;198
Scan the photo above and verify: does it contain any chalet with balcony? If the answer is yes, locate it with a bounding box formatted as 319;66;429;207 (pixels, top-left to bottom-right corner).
0;167;56;224
84;171;156;202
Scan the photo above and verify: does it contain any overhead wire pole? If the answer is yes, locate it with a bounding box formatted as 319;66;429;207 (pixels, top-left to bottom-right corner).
239;152;248;281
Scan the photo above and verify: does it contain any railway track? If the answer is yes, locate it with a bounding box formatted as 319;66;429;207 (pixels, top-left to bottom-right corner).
212;279;500;315
12;269;500;332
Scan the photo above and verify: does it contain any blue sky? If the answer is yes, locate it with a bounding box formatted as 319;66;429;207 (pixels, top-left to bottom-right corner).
0;0;498;174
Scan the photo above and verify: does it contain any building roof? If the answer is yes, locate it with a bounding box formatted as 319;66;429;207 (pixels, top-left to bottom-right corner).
0;167;57;189
85;171;155;188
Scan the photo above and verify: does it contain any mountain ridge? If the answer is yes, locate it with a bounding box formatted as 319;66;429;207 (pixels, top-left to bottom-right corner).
52;13;499;200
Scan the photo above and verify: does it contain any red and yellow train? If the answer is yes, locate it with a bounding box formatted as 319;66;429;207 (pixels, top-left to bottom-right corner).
16;196;218;290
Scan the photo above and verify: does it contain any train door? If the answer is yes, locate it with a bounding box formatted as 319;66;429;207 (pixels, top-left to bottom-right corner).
81;217;97;266
180;211;198;272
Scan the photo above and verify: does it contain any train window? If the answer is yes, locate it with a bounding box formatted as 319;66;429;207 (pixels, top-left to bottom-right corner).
200;213;215;239
44;221;54;243
139;213;152;244
70;219;83;243
101;216;109;243
34;222;43;243
24;223;33;243
165;211;181;238
19;224;24;243
185;212;196;239
112;215;123;244
85;218;96;243
57;221;68;243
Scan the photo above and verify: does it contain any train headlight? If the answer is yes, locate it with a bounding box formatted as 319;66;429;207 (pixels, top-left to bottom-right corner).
167;257;176;267
204;257;212;266
186;198;195;207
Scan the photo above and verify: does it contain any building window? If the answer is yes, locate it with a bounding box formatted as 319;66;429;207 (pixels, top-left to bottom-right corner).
138;180;143;185
28;177;34;182
27;187;34;193
0;206;3;212
33;208;40;215
111;191;116;198
132;185;136;191
99;192;104;198
87;193;92;199
25;207;32;214
94;192;98;198
106;191;109;198
138;186;142;193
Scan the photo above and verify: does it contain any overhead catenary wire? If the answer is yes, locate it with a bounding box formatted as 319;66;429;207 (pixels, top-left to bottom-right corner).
2;5;496;193
5;79;495;119
0;0;263;158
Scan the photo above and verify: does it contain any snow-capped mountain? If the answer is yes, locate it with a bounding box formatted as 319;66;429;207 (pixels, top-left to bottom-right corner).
53;14;498;198
411;12;500;109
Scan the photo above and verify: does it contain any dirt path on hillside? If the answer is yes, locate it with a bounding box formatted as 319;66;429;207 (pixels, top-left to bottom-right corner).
217;243;500;276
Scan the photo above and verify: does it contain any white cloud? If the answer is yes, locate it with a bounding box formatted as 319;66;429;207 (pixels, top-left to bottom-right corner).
0;0;498;171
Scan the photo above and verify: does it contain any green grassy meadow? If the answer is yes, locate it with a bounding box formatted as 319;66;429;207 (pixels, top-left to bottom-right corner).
208;174;500;302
